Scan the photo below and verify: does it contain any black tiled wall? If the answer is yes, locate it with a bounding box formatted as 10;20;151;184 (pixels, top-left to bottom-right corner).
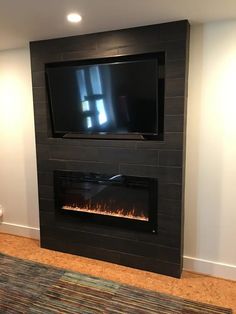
30;20;190;277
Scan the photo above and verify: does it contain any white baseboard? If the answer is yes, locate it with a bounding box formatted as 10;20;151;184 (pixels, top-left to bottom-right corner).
0;223;235;281
0;222;40;240
184;255;236;281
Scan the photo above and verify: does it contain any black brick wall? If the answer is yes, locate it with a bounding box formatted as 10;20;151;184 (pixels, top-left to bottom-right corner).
30;20;190;278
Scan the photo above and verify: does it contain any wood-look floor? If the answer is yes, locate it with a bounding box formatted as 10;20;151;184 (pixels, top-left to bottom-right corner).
0;233;235;313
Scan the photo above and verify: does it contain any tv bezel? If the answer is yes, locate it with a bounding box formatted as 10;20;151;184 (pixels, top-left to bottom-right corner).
45;52;165;140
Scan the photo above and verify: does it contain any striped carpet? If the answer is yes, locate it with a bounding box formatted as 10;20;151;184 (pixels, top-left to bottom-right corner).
0;253;232;314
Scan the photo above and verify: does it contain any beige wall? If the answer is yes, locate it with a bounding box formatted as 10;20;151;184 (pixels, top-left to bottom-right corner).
0;20;236;279
0;47;39;238
184;20;236;279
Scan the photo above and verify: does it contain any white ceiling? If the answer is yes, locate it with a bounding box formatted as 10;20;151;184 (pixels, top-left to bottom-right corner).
1;0;236;51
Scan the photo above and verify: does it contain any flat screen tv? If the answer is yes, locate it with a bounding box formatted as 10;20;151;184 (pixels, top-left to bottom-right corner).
45;53;164;140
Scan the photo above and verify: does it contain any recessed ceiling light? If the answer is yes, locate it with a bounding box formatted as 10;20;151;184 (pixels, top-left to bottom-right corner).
67;13;82;23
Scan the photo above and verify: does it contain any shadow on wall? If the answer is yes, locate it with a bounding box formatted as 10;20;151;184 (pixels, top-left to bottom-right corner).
185;23;224;264
185;21;236;268
0;48;39;233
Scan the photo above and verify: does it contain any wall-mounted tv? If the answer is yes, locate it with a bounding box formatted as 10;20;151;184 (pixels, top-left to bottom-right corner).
45;53;164;140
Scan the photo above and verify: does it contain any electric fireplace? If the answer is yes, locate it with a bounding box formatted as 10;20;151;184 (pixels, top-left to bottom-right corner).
54;170;158;233
31;20;189;277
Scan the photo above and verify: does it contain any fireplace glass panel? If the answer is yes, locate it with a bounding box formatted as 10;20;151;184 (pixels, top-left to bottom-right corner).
54;171;158;232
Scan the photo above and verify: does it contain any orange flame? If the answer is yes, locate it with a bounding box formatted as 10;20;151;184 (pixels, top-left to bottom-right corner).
62;202;148;221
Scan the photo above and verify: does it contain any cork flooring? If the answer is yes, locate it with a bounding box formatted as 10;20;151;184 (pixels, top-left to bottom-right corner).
0;233;235;313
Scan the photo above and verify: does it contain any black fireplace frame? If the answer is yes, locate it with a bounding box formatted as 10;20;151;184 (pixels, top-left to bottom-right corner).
54;170;158;233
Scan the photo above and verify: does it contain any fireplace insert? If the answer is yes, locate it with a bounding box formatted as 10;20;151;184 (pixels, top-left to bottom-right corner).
54;170;158;233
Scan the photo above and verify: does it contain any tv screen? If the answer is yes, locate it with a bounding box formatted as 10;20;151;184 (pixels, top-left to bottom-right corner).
45;54;164;139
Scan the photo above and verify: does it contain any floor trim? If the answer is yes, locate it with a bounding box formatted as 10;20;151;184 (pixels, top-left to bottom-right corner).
0;222;235;281
183;255;236;281
0;222;39;240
